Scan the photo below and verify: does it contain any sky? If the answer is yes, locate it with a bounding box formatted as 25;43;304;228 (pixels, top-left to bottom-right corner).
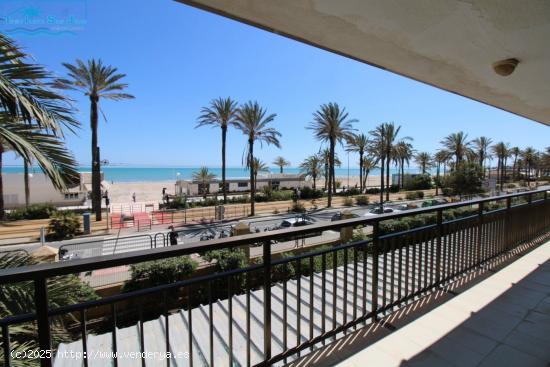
1;0;549;169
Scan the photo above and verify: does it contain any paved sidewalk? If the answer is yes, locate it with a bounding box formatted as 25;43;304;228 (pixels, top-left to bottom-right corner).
331;240;550;367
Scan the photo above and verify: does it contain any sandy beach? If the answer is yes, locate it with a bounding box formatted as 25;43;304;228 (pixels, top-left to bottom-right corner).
107;180;175;204
107;176;383;205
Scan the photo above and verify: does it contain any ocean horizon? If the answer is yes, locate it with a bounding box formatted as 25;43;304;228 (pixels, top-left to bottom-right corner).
2;166;424;182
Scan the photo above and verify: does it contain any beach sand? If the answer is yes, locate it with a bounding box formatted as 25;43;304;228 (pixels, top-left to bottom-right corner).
107;180;175;204
107;176;383;205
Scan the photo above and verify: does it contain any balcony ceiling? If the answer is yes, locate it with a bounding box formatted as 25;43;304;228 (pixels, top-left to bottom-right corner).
177;0;550;126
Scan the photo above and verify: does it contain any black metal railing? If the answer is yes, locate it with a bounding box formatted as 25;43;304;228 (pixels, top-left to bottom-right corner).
0;190;549;367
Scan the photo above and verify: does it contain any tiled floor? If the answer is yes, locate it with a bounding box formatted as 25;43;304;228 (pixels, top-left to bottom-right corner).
309;240;550;367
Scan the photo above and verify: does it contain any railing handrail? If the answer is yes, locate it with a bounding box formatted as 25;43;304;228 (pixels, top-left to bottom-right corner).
0;189;546;284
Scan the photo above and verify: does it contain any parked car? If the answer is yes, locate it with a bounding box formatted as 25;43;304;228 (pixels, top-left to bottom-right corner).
279;217;314;228
331;212;360;221
364;207;397;216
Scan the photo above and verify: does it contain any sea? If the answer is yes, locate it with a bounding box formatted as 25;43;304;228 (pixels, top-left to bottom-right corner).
1;166;422;182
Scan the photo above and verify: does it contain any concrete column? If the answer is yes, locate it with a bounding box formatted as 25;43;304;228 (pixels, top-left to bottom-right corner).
340;210;355;243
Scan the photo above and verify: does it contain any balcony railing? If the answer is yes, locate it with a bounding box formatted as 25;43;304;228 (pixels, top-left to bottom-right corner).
0;190;549;367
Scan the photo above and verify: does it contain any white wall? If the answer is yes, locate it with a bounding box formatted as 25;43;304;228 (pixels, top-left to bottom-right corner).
2;173;85;208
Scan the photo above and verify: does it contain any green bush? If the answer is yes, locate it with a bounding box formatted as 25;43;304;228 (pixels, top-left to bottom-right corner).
405;191;420;200
46;211;81;240
123;256;198;292
416;191;425;199
355;195;369;206
300;186;324;199
404;174;432;190
365;187;381;194
443;163;483;195
202;248;247;272
343;197;353;206
291;202;306;213
7;204;57;221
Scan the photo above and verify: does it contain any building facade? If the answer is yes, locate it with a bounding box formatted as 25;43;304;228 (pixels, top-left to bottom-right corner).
176;173;307;196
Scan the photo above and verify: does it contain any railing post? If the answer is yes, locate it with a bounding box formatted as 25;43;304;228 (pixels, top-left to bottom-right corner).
34;278;52;367
505;197;512;250
371;221;379;322
262;240;272;364
435;209;443;286
477;202;484;265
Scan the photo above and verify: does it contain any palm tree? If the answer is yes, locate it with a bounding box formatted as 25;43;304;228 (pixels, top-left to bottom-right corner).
196;97;238;204
510;147;520;180
273;156;290;174
319;148;342;192
251;157;269;191
57;59;134;221
300;155;322;189
308;103;356;207
434;150;451;196
492;142;510;190
0;34;79;219
472;136;493;177
370;122;409;203
235;101;281;216
521;147;537;187
441;131;471;167
393;141;414;189
361;156;378;190
415;152;432;174
192;167;216;199
0;252;98;364
346;133;369;192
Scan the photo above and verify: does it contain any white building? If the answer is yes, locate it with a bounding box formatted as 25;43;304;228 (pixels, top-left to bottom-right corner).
1;172;106;208
176;173;307;196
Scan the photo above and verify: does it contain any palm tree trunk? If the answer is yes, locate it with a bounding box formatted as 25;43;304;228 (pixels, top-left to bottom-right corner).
379;157;385;207
385;155;390;201
249;140;255;216
331;157;336;194
359;151;363;193
23;159;30;207
436;162;440;196
328;140;335;207
279;166;283;174
324;163;328;191
221;126;227;204
90;95;102;221
313;175;316;189
0;146;4;220
401;159;405;189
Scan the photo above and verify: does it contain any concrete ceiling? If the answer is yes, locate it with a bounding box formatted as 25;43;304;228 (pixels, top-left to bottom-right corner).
176;0;550;126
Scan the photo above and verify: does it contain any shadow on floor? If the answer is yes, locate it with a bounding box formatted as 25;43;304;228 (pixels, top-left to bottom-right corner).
287;237;550;367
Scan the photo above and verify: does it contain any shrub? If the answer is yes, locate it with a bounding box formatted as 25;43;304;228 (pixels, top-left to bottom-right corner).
365;187;381;194
123;256;198;292
389;185;400;193
405;191;418;200
202;248;248;272
443;163;483;195
416;191;425;199
46;211;81;240
355;195;369;206
291;202;306;213
7;204;57;221
300;186;323;199
342;187;361;196
404;174;432;190
343;197;353;206
379;219;410;235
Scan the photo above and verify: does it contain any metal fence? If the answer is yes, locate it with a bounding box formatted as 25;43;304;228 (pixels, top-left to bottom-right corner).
0;190;549;367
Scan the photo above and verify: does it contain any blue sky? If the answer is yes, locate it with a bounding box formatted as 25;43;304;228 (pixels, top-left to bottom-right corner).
1;0;548;168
